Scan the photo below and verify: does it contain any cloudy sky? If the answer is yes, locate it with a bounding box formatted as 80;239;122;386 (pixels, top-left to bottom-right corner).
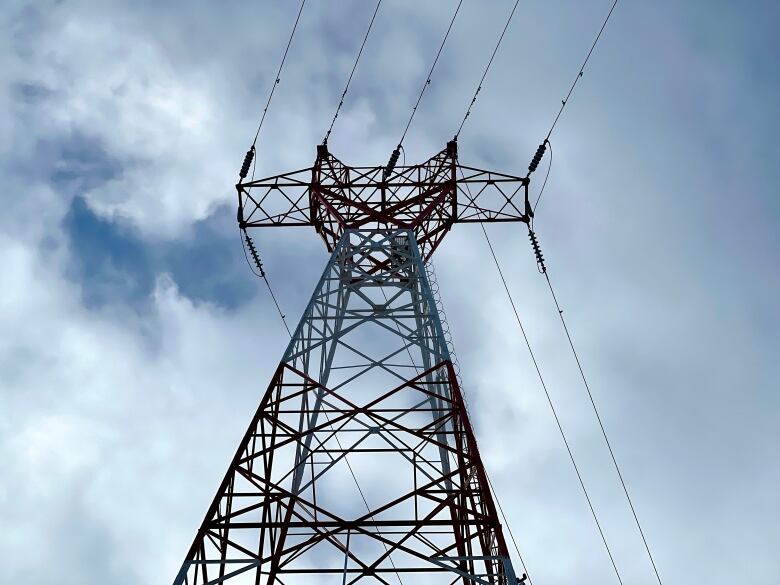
1;0;778;583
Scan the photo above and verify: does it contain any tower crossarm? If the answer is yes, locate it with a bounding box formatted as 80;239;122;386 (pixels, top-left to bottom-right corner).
237;140;530;259
455;164;531;223
236;166;314;228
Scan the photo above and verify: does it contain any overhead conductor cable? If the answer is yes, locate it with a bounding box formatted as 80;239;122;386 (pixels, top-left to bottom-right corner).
240;229;291;337
543;0;620;143
238;0;309;182
236;1;309;336
384;0;465;180
523;0;619;213
323;0;384;145
454;0;521;139
460;164;624;584
517;2;667;585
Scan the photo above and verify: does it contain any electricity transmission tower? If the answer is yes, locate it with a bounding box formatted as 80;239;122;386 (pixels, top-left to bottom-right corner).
174;139;531;585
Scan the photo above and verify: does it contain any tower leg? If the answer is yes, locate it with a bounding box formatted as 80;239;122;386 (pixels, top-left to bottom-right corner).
175;230;518;585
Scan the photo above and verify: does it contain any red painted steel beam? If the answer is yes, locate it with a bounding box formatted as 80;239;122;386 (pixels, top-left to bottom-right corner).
237;142;530;259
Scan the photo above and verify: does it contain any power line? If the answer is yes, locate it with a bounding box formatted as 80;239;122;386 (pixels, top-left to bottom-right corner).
454;0;521;139
239;229;292;337
543;270;665;585
385;263;535;583
399;0;464;146
237;0;308;182
456;161;623;583
522;0;618;189
515;2;665;581
484;471;534;585
383;0;464;180
323;0;384;145
237;1;307;344
251;0;308;147
383;273;536;585
544;0;619;142
479;222;625;585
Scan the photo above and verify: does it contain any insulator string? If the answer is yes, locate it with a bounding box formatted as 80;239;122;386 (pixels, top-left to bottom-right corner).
239;229;292;337
523;0;618;185
511;3;665;581
531;140;553;220
528;227;547;274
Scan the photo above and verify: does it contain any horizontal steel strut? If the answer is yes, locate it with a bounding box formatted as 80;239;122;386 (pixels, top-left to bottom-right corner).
236;140;530;260
174;229;521;585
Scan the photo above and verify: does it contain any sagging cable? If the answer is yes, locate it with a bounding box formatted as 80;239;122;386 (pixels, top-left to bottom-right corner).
480;222;624;585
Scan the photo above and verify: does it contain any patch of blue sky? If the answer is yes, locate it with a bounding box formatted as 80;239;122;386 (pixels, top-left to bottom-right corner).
63;198;255;310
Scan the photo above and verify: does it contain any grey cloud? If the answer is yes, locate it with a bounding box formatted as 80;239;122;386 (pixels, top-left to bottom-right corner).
0;1;778;584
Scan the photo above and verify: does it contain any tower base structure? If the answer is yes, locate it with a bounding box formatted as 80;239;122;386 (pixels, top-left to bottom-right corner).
175;230;520;585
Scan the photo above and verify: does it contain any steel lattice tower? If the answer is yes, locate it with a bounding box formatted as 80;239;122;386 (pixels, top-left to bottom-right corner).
174;140;531;585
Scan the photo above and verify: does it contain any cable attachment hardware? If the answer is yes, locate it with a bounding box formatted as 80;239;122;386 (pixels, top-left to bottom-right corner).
527;140;548;176
524;189;534;219
239;146;255;181
382;145;401;181
243;229;265;277
528;227;547;274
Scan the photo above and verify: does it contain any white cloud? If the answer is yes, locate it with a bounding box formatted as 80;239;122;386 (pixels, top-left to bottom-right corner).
0;0;778;584
0;222;287;582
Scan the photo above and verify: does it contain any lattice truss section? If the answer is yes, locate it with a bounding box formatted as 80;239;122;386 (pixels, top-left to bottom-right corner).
175;230;519;585
237;141;530;260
